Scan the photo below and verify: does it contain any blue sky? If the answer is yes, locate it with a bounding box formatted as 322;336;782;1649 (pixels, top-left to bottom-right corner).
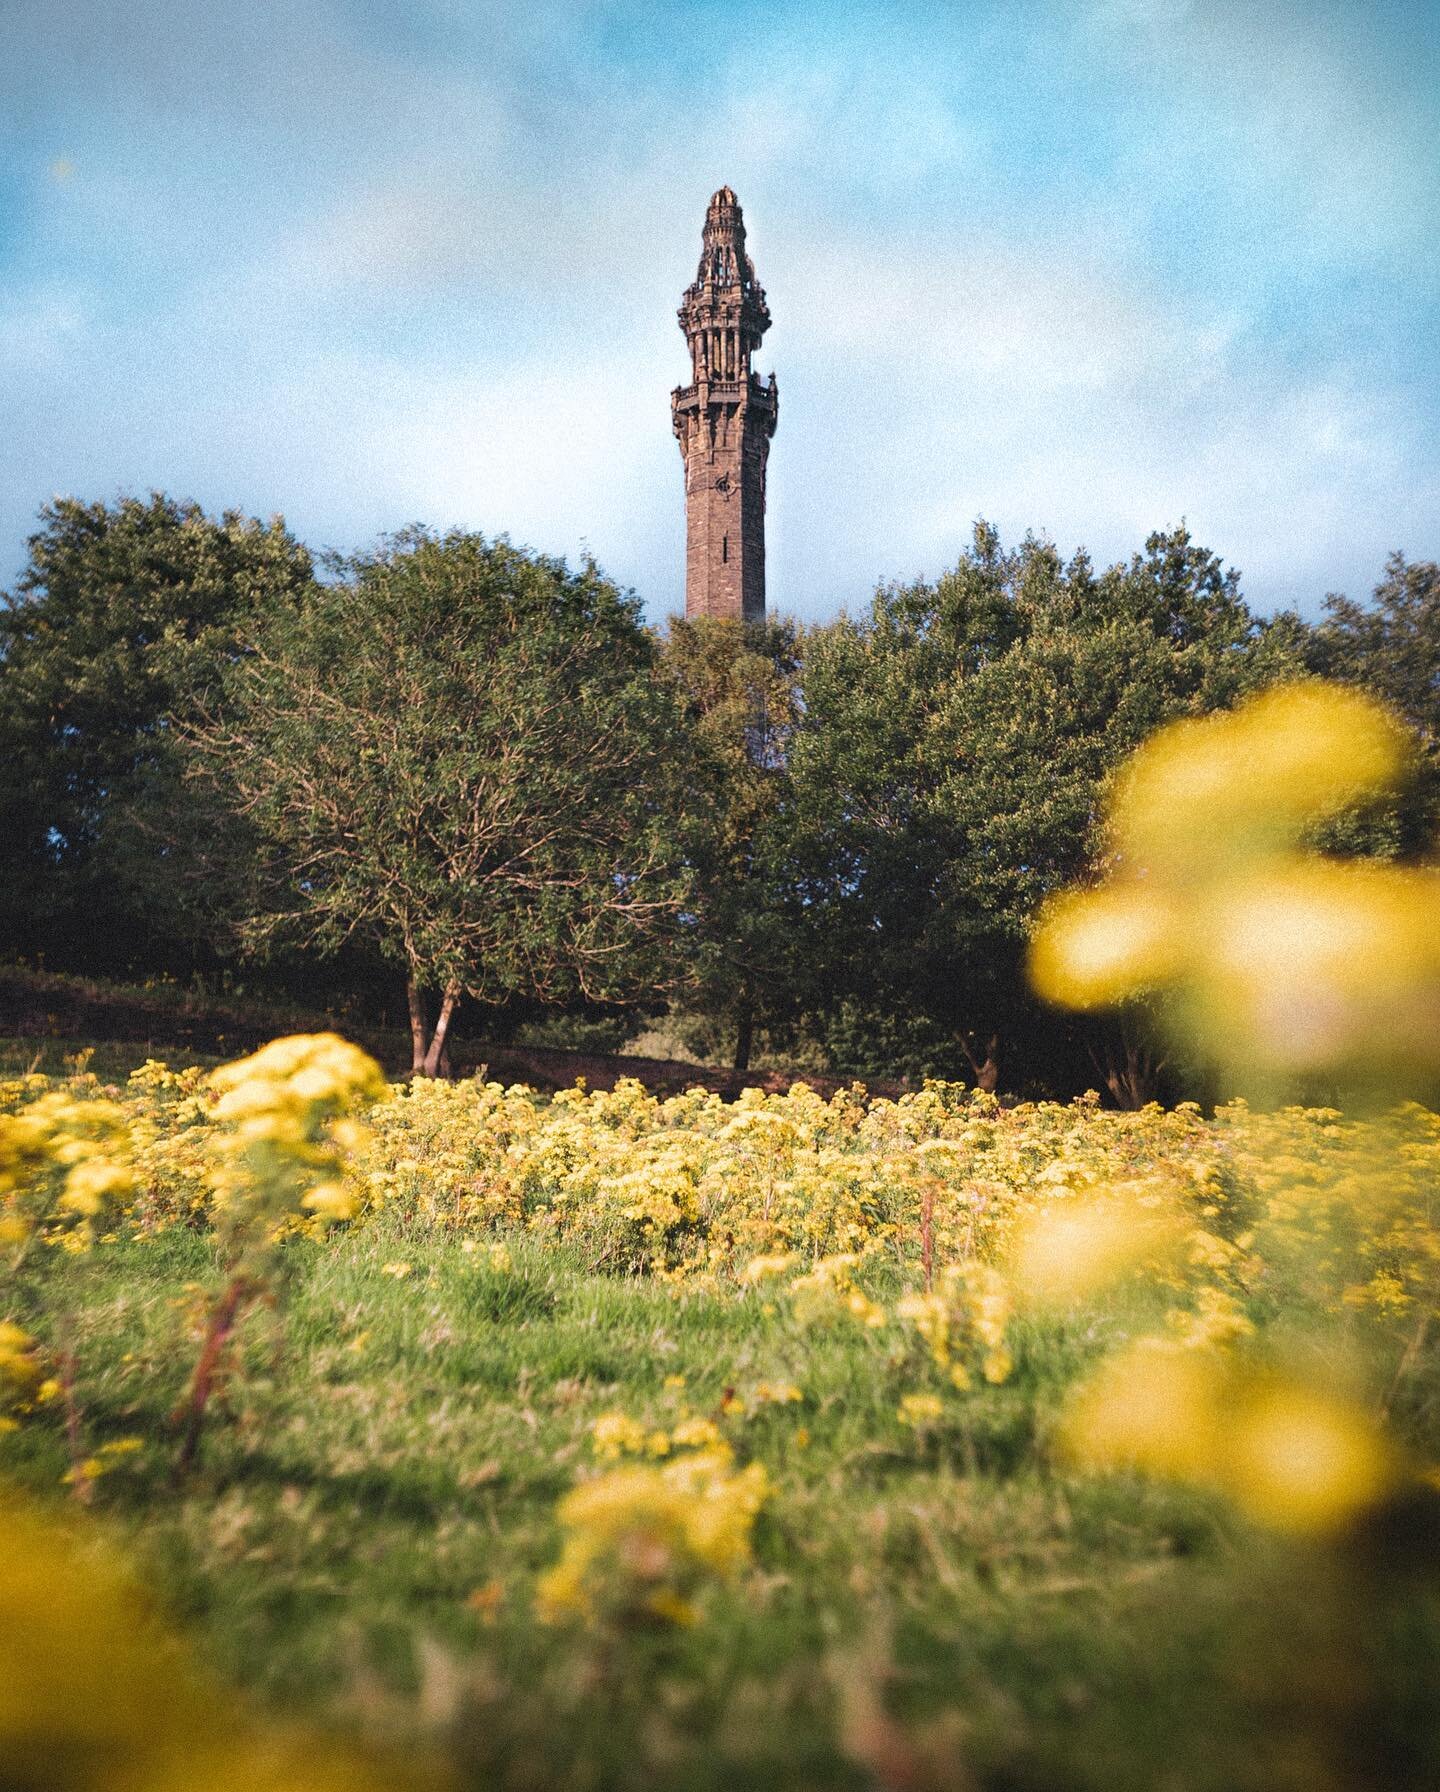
2;0;1436;621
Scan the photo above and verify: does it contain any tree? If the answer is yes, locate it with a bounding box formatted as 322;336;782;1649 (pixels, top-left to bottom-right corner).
655;616;803;1070
0;493;314;972
1313;553;1440;734
185;529;692;1074
1308;553;1440;854
786;523;1305;1100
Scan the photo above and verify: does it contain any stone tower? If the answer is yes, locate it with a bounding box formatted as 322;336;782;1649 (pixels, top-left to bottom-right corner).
671;187;778;622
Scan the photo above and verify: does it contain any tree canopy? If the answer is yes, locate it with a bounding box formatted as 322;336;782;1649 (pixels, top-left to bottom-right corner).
3;486;1429;1100
655;616;804;1069
184;529;693;1072
0;493;314;972
1308;553;1440;855
785;524;1306;1096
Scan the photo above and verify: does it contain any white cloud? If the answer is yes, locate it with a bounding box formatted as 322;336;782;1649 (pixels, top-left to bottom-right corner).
1;0;1431;623
755;219;1428;616
7;187;1419;623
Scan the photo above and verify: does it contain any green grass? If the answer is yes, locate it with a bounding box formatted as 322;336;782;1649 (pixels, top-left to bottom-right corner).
0;1034;222;1080
8;1226;1440;1792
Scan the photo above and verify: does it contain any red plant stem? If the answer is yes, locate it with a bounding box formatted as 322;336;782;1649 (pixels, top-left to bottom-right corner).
1381;1309;1431;1420
58;1342;91;1505
174;1273;253;1479
920;1183;936;1293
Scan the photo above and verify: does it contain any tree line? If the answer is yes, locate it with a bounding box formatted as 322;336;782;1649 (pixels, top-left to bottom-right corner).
2;492;1435;1099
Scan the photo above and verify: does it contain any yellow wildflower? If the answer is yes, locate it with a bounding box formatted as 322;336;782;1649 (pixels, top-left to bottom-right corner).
1029;681;1440;1084
898;1392;944;1427
1110;682;1408;874
1030;882;1180;1011
590;1411;649;1461
537;1451;769;1626
1225;1382;1395;1537
671;1416;729;1453
749;1382;803;1407
301;1180;358;1222
741;1254;797;1284
0;1322;44;1417
1012;1193;1185;1305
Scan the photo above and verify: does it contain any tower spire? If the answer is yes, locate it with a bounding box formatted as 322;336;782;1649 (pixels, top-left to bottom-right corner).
671;188;778;621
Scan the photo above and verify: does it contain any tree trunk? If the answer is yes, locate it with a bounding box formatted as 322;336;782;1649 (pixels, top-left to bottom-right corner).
422;984;460;1078
407;976;428;1076
961;1032;1001;1095
1087;1021;1166;1110
733;1004;754;1074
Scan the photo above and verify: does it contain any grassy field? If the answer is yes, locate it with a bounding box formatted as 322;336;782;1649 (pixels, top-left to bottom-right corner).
4;1042;1440;1792
0;1035;221;1081
6;1225;1390;1792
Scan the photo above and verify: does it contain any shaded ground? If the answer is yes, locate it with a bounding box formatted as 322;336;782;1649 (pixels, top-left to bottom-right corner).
0;965;900;1098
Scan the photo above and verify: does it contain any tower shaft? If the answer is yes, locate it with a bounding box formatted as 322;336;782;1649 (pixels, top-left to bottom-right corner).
671;188;778;622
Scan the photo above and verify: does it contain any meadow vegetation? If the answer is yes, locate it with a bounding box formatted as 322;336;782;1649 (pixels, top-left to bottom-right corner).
4;1060;1440;1790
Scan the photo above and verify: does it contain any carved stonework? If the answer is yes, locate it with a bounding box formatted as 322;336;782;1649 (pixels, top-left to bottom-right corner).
671;188;778;622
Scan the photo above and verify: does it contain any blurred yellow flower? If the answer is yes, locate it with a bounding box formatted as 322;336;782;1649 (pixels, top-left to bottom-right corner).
0;1495;386;1788
672;1416;729;1453
59;1156;135;1218
301;1180;358;1222
0;1322;44;1418
206;1035;385;1242
1225;1381;1395;1537
1029;680;1440;1083
591;1411;650;1460
1111;682;1409;874
1061;1342;1398;1537
1061;1343;1234;1485
741;1254;797;1284
537;1452;769;1627
1011;1193;1184;1304
1029;883;1178;1011
1196;860;1440;1073
749;1381;803;1408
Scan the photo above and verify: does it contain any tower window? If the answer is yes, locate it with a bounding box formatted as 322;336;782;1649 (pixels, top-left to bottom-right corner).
722;534;728;563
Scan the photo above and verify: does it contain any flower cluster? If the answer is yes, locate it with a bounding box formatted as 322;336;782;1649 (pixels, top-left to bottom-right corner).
1028;681;1440;1540
5;889;1440;1549
783;1251;889;1330
537;1434;770;1628
207;1032;389;1238
0;1084;135;1263
0;1492;387;1789
1030;682;1440;1084
0;1321;50;1429
1061;1341;1397;1537
897;1262;1013;1388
